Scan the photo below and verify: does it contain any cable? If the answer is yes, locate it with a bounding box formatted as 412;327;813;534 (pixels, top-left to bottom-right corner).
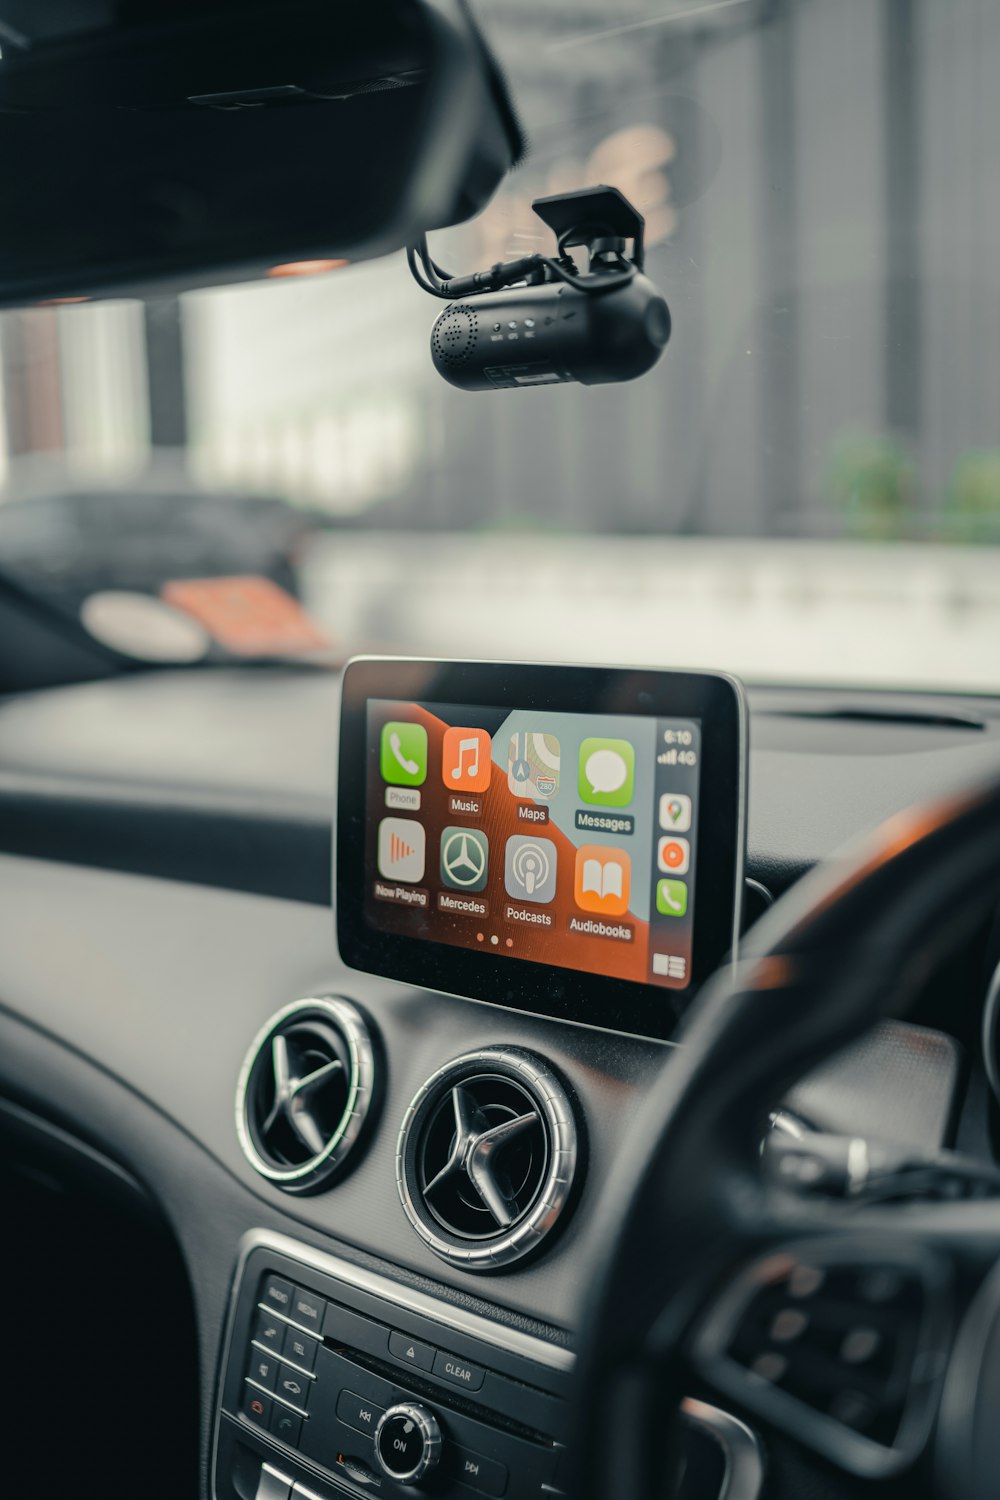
406;228;639;303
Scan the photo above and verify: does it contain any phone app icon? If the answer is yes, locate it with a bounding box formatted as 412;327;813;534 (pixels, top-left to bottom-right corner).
659;793;692;833
504;836;557;904
508;731;561;799
657;836;690;875
578;737;635;808
574;845;631;916
381;722;427;787
443;726;492;792
377;817;426;883
656;878;688;917
440;827;489;892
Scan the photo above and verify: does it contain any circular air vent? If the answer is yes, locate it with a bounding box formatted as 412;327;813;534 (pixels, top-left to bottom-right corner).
396;1047;579;1270
431;304;478;368
236;996;377;1194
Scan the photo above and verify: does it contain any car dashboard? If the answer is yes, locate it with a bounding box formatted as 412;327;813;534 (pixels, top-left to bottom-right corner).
1;665;999;1500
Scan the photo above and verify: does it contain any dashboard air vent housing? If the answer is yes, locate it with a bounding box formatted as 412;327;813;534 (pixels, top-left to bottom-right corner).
236;996;377;1194
397;1047;579;1270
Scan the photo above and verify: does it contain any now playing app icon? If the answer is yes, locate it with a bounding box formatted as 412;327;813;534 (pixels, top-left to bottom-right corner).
378;817;426;883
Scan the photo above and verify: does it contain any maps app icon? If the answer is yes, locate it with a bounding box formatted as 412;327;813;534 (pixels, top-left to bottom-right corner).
508;732;561;799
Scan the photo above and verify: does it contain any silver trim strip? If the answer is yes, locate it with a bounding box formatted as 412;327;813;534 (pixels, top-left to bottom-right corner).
681;1399;765;1500
235;1228;575;1373
250;1341;317;1381
255;1301;324;1341
245;1376;309;1419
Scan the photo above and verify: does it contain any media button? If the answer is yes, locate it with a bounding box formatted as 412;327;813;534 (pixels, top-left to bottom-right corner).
253;1309;286;1352
388;1330;436;1372
248;1350;278;1391
282;1324;318;1373
450;1445;508;1497
260;1276;295;1317
337;1388;386;1438
432;1349;486;1392
270;1406;303;1447
276;1365;311;1411
289;1287;325;1333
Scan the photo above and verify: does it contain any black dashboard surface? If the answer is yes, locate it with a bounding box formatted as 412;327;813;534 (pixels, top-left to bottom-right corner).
2;666;1000;904
0;663;988;1499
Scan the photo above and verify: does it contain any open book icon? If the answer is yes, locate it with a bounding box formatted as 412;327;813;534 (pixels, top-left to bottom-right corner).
581;857;624;900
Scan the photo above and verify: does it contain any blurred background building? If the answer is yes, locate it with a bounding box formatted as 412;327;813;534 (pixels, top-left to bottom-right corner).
1;0;999;687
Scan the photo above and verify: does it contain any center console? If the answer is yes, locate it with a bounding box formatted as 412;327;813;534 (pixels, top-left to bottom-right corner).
213;1232;572;1500
213;1233;762;1500
213;659;756;1500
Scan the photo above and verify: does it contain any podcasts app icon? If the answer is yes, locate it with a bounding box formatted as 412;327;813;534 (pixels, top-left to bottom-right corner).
504;836;557;904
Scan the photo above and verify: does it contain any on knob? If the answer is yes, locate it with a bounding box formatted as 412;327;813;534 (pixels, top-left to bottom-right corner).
374;1402;442;1486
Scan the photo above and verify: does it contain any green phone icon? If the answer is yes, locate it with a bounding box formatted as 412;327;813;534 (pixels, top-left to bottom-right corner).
578;737;635;807
656;879;688;917
380;721;428;786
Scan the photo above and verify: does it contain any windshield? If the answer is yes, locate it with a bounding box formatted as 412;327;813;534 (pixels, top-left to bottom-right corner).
1;0;998;692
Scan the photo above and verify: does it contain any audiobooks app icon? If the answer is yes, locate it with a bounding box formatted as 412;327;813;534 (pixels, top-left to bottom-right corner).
378;817;426;883
574;844;631;916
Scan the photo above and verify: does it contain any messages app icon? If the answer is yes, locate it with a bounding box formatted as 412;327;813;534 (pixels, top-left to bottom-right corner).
578;737;635;807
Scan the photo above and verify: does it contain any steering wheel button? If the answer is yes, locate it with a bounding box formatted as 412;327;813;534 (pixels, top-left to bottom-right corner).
840;1327;882;1365
857;1268;906;1305
750;1352;788;1383
789;1265;825;1299
769;1309;808;1343
828;1389;877;1431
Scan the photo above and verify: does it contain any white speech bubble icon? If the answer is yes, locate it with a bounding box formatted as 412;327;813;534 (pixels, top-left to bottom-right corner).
585;748;628;796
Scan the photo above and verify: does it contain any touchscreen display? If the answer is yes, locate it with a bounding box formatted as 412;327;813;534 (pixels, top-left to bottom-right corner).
364;698;702;990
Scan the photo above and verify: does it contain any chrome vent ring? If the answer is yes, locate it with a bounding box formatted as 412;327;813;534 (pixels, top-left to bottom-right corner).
397;1047;580;1271
236;996;377;1193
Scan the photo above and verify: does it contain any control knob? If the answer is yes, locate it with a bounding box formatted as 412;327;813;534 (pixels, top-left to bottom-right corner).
373;1402;442;1486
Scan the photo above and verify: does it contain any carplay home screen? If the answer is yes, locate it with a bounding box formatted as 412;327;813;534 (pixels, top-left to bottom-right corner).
363;699;702;989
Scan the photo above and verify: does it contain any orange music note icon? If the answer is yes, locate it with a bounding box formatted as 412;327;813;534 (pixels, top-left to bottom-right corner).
442;727;492;792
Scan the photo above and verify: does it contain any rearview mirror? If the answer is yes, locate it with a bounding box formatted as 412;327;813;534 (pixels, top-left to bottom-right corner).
0;0;522;304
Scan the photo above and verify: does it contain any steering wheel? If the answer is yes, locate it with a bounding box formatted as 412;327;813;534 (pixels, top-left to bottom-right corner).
567;777;1000;1500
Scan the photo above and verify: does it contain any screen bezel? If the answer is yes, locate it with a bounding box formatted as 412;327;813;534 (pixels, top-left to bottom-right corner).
336;657;747;1041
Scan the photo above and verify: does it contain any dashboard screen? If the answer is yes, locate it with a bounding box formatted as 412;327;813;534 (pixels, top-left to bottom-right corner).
367;700;701;990
338;659;746;1040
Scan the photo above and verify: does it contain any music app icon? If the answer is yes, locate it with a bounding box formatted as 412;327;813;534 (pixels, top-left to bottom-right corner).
442;726;492;793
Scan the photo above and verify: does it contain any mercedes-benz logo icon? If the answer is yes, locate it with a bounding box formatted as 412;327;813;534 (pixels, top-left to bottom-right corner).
440;827;489;892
